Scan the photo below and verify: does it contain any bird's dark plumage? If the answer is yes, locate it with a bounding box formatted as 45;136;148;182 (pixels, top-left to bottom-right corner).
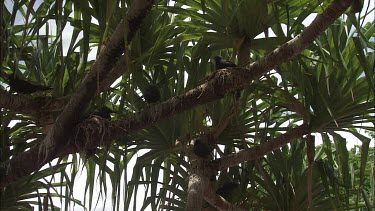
351;0;363;13
143;84;160;103
213;55;237;70
8;76;52;94
91;107;115;120
213;56;242;99
193;139;213;158
216;182;239;200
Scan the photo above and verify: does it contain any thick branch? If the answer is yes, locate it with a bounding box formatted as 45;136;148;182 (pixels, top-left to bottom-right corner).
0;0;352;187
198;125;309;210
186;160;209;210
188;159;245;211
108;0;352;138
0;142;74;186
41;0;155;157
0;90;68;115
0;59;125;117
0;0;155;187
215;124;310;171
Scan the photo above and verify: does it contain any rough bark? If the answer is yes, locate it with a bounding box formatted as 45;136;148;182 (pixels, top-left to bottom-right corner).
0;0;353;187
41;0;155;155
0;90;69;115
186;160;209;210
0;0;156;187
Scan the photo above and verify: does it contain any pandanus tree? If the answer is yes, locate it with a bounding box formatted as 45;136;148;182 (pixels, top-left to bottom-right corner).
0;0;374;210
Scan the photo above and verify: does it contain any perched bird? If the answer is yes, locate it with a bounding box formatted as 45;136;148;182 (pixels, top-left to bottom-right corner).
213;55;237;70
351;0;363;13
216;182;240;201
91;106;115;120
8;76;52;94
143;84;161;103
193;139;213;158
213;56;241;99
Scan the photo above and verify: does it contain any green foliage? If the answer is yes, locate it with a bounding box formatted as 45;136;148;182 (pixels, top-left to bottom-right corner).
0;0;374;210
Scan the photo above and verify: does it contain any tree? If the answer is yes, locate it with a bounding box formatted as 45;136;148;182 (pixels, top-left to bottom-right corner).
0;0;374;210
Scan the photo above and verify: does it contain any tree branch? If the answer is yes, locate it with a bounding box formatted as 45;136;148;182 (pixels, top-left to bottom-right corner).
186;159;211;210
0;90;68;115
0;0;353;187
0;0;156;187
41;0;155;157
215;124;310;171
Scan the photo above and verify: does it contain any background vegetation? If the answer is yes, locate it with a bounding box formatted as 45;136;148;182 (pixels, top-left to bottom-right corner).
0;0;374;210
